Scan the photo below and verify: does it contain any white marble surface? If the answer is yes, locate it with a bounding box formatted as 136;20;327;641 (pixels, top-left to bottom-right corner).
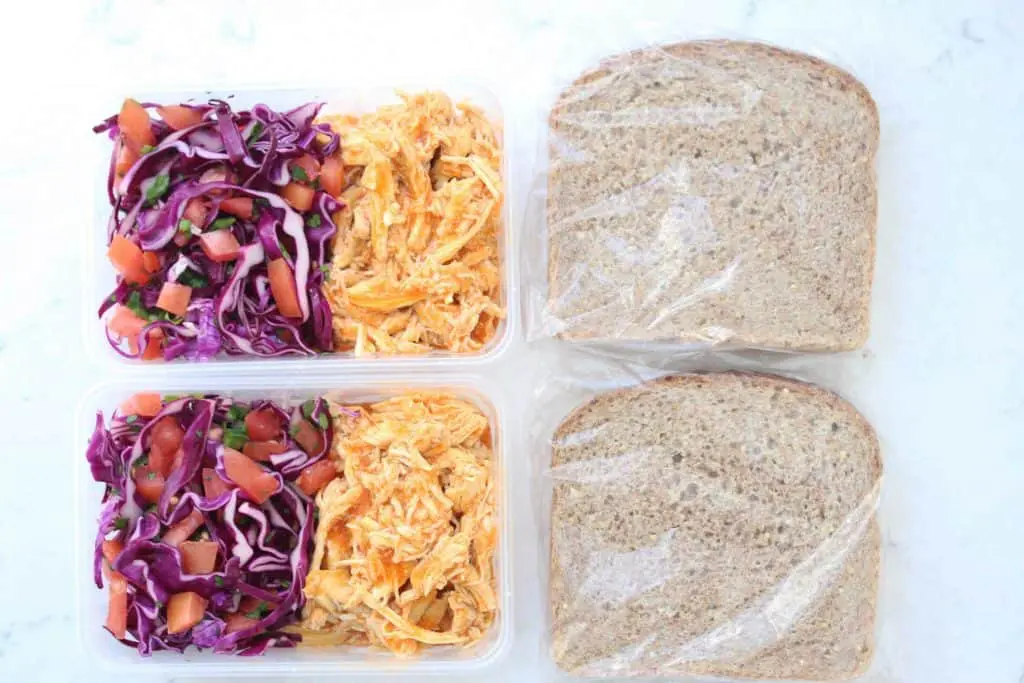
2;0;1024;681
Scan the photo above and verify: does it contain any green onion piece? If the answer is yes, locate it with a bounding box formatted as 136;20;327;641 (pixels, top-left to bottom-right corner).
144;173;170;205
301;400;316;419
210;216;236;230
290;165;309;182
306;214;322;228
177;218;193;235
317;413;329;430
140;144;155;154
247;121;264;144
113;518;128;530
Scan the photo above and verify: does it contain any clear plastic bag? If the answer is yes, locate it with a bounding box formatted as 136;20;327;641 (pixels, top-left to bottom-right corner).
523;33;880;353
532;352;887;680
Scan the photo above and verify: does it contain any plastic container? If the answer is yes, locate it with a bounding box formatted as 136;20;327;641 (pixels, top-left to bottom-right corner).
75;374;512;677
85;85;515;369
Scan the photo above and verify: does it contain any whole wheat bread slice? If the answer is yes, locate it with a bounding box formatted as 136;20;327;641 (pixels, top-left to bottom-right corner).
549;373;882;679
546;41;879;350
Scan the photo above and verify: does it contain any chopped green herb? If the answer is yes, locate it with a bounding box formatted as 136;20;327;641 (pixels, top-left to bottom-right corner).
196;429;204;438
114;517;128;531
280;579;291;588
125;414;139;424
214;576;225;587
247;121;264;144
289;165;309;182
306;213;322;228
125;290;147;318
222;424;249;450
226;404;250;422
135;454;149;467
144;173;170;206
210;216;236;230
178;269;208;289
244;601;272;619
317;413;330;430
177;218;193;235
146;471;157;480
140;144;155;154
301;400;316;419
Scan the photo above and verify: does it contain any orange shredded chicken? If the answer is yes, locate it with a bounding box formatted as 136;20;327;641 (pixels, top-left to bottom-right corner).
318;92;505;356
296;393;498;655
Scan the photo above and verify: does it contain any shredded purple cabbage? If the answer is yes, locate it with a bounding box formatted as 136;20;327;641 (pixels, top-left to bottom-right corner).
95;100;342;360
87;394;334;655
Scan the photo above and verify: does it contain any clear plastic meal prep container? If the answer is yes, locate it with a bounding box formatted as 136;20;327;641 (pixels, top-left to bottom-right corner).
74;374;512;677
84;85;516;368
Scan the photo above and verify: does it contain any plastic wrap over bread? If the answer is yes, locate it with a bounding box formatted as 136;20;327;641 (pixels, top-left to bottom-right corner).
544;371;882;679
529;40;879;351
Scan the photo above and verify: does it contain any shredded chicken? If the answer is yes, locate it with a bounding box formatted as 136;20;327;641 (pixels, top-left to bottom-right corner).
296;393;498;655
319;92;505;356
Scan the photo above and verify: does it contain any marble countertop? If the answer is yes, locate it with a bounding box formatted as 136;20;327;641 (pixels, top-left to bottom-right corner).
2;0;1023;681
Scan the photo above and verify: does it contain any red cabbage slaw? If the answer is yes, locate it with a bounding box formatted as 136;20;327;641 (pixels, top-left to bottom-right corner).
94;101;341;360
88;395;334;655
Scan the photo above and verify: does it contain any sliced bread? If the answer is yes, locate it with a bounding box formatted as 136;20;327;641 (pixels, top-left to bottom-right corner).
549;373;882;679
546;41;879;350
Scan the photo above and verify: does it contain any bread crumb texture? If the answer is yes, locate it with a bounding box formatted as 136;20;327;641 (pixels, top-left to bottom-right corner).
549;373;882;679
546;41;878;350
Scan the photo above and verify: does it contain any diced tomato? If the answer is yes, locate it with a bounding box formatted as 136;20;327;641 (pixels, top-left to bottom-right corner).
292;419;325;456
199;166;235;186
107;235;150;285
167;592;208;634
289;155;321;184
202;467;232;499
142;251;161;273
105;572;129;640
163;509;204;548
109;306;146;338
184;198;209;227
134;465;166;504
296;459;337;496
140;329;164;361
101;538;124;580
244;409;283;442
199;230;241;262
280;182;315;212
115;142;139;177
219;197;254;220
120;392;162;417
180;540;218;575
243;440;288;462
118;98;156;153
149;444;181;478
156;282;192;317
102;539;124;565
224;613;261;634
151;416;185;456
157;104;204;130
267;258;302;318
320;155;344;197
223;448;279;504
